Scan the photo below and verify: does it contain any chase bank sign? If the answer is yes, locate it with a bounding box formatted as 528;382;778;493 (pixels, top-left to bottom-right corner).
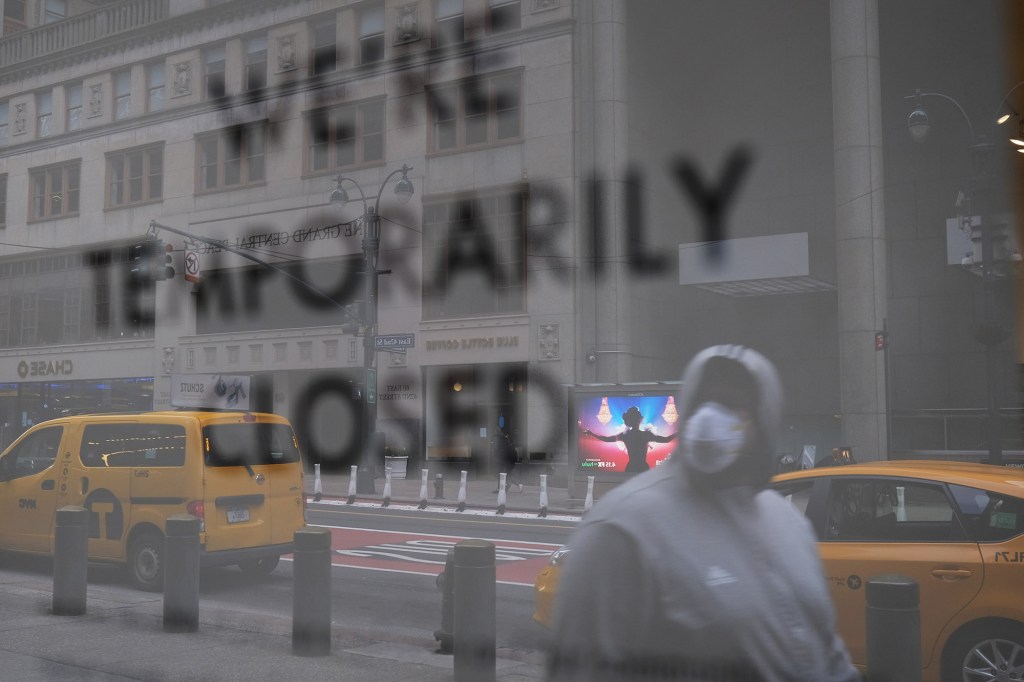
17;359;74;379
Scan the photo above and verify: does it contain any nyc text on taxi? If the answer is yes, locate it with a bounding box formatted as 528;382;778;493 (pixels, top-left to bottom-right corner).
0;411;306;590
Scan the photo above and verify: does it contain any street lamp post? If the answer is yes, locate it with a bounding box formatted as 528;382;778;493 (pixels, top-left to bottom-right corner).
331;165;414;492
906;89;1017;465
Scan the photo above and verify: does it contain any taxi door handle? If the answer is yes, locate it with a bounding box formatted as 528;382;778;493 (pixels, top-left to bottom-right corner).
932;568;972;580
40;479;55;491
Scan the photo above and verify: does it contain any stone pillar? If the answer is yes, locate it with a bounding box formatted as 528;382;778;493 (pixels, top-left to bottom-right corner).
576;0;633;384
830;0;888;460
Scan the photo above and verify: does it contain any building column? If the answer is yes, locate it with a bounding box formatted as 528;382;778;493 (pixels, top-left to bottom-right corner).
830;0;889;460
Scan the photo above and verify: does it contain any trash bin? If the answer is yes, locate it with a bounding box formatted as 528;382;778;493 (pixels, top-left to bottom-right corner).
384;455;408;479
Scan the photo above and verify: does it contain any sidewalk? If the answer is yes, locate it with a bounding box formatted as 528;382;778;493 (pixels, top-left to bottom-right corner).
305;464;581;516
0;567;547;681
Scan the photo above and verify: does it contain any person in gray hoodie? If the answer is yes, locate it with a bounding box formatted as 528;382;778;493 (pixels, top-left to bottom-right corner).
547;345;859;682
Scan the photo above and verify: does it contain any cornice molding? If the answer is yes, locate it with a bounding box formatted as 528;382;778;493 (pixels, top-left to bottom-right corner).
0;0;306;87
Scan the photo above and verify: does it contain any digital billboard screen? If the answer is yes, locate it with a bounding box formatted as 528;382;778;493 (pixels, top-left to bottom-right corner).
571;385;680;476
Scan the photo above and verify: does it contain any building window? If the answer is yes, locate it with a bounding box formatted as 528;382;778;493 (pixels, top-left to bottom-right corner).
113;70;131;120
4;1;25;23
489;0;520;33
0;102;8;146
36;91;52;137
422;190;525;319
204;46;226;99
311;18;337;76
0;175;6;229
43;0;66;24
65;83;82;131
107;145;163;208
30;161;80;220
435;0;464;47
359;4;385;64
307;100;384;172
245;36;267;92
147;63;165;112
430;73;521;152
197;124;267;191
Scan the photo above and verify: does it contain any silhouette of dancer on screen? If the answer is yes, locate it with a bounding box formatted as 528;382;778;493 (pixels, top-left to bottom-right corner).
583;406;676;473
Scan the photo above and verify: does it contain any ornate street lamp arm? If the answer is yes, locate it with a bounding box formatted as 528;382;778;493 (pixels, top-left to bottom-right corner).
336;176;369;216
910;90;975;143
992;80;1024;121
373;164;414;214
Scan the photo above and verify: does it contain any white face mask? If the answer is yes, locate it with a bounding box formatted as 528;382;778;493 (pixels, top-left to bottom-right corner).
682;402;750;474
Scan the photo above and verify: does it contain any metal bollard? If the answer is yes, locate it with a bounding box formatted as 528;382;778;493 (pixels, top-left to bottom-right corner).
453;540;496;682
434;473;445;499
433;547;455;654
292;527;332;656
53;506;88;616
163;515;201;633
866;574;920;682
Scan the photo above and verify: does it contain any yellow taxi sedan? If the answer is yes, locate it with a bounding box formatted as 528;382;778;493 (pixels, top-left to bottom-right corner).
535;460;1024;682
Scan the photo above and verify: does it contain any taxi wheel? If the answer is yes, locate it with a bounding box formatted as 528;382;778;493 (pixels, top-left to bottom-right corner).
943;622;1024;682
127;530;165;592
237;555;280;578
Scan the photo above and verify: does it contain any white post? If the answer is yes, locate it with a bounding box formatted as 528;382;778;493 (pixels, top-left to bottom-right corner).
496;472;507;514
457;470;468;512
346;464;357;504
313;463;323;502
538;473;549;517
584;475;595;512
382;465;392;507
418;468;429;509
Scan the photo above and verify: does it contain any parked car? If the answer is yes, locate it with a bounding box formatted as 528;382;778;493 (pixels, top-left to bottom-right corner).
535;460;1024;682
0;411;307;590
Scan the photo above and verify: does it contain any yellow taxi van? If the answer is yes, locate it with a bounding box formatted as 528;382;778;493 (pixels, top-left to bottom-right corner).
0;410;307;590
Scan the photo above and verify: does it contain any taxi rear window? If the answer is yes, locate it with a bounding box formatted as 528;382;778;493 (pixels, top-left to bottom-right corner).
203;423;300;467
949;484;1024;542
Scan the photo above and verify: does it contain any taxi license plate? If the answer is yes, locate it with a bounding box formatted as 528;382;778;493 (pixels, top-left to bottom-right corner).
227;508;250;524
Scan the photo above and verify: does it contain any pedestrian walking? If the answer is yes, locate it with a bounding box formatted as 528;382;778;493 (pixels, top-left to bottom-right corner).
492;429;523;493
547;345;859;682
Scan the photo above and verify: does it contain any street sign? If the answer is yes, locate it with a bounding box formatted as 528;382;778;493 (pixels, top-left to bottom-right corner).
375;334;415;349
366;367;376;404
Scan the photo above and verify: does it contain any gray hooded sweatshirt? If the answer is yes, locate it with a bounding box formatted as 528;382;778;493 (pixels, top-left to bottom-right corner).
547;346;859;682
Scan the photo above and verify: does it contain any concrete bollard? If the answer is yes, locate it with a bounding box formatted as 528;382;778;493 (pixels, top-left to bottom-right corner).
538;474;549;518
433;547;455;654
313;463;323;502
418;469;429;509
457;470;468;512
584;475;595;512
434;473;445;499
53;505;88;616
866;574;920;682
496;473;507;514
292;527;332;657
163;515;201;633
453;540;496;682
347;464;357;504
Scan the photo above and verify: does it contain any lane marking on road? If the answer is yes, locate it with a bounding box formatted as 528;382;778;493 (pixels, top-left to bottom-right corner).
308;506;577;531
298;524;562;587
307;498;580;523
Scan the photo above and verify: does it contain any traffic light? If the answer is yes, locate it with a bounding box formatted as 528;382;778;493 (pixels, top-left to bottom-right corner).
340;301;367;334
128;239;156;283
153;239;175;281
128;239;175;283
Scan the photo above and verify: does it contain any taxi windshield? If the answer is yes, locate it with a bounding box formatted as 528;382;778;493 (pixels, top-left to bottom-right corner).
203;423;301;467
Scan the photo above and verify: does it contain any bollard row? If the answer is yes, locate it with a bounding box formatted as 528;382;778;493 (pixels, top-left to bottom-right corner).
313;467;573;515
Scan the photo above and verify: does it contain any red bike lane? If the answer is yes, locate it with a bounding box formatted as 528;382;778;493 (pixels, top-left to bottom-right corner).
301;525;561;586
